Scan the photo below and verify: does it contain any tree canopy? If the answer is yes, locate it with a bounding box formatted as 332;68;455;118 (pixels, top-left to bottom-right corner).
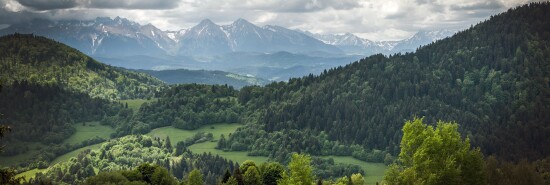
384;118;485;185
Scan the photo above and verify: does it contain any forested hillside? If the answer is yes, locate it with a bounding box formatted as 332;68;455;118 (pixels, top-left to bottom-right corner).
0;34;162;160
0;34;164;100
101;84;243;137
225;2;550;161
0;82;125;146
137;84;241;130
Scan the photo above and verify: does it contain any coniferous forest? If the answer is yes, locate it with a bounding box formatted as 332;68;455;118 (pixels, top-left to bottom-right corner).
1;2;550;185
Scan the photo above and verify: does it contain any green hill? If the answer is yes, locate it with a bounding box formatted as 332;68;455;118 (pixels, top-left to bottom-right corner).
0;34;160;157
0;34;164;100
222;2;550;161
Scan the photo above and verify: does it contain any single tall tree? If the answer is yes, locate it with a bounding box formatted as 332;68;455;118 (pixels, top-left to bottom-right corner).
278;153;313;185
383;117;485;185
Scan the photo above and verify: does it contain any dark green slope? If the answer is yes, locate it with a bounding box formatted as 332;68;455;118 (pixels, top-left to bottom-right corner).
0;34;164;100
0;34;159;156
136;69;269;89
0;82;125;146
225;2;550;161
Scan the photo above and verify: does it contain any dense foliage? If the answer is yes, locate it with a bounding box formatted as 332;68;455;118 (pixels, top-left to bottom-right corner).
0;82;123;146
0;33;163;100
83;163;178;185
136;84;242;130
0;82;132;170
484;156;550;185
383;118;485;185
101;84;242;138
27;135;237;184
18;135;365;185
0;33;164;159
226;2;550;161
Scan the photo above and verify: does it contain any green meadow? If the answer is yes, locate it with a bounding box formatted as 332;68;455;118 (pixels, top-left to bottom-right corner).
321;156;387;184
146;123;242;146
62;121;115;145
120;98;157;113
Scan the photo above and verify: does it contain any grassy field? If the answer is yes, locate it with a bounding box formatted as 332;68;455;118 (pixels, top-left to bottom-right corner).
120;98;156;113
149;123;270;164
322;156;387;185
50;142;104;165
146;123;242;146
62;121;115;145
15;168;48;180
47;123;243;168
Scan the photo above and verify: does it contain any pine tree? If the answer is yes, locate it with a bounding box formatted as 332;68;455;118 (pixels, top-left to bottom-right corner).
165;136;173;153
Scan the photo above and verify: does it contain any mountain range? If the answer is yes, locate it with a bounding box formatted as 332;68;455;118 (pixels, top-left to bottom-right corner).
0;16;454;57
304;29;456;55
0;17;455;81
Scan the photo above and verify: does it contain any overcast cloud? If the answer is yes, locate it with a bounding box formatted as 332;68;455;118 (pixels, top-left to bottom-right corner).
0;0;544;41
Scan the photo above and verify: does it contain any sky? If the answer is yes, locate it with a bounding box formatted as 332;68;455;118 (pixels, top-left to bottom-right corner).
0;0;544;41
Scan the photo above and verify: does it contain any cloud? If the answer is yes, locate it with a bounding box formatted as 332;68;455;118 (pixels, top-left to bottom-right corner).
272;0;361;12
12;0;180;10
187;0;361;13
450;0;505;11
17;0;76;10
83;0;180;10
1;0;546;41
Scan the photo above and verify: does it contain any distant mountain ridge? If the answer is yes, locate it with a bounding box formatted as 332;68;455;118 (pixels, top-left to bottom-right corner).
0;17;174;57
0;17;454;57
0;17;456;81
177;18;342;55
0;17;342;57
304;29;456;55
